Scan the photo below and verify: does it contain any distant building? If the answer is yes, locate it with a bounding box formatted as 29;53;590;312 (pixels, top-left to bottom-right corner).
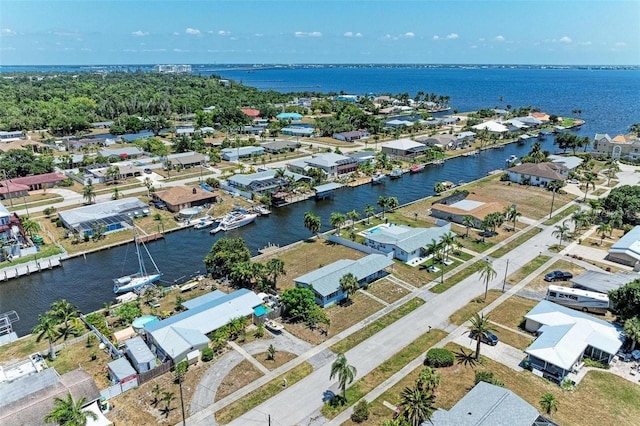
281;126;314;137
241;108;261;119
364;223;452;263
58;197;149;236
335;94;358;102
380;139;429;158
294;254;394;307
7;173;67;192
221;146;264;161
431;195;507;228
227;169;310;194
98;147;144;159
333;130;370;142
507;162;568;187
472;120;508;134
592;133;640;160
262;140;299;153
415;134;458;150
276;112;303;121
288;153;357;178
607;225;640;268
547;154;583;171
153;186;218;213
85;164;142;183
153;64;192;74
0;130;24;141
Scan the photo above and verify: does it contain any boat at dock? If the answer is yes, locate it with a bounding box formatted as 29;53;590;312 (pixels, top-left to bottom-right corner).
389;168;403;179
371;173;386;184
193;216;215;229
264;319;284;332
113;229;162;294
210;209;258;234
506;155;519;165
409;164;425;174
252;205;272;216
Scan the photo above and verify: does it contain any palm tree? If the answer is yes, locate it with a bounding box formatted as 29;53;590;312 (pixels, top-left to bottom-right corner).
425;239;442;264
387;196;399;213
330;212;346;236
539;392;559;417
263;258;286;290
303;211;321;237
505;205;521;231
470;313;494;361
339;273;360;303
161;391;175;417
439;232;456;263
33;314;59;360
623;317;640;351
347;209;360;230
111;186;120;200
479;259;496;301
330;353;357;402
596;222;612;245
605;158;620;186
50;299;80;340
21;217;41;237
151;384;163;407
143;177;154;197
399;384;435;426
462;215;475;238
552;221;571;248
377;196;389;218
364;204;375;224
45;393;97;426
82;181;96;205
454;348;478;367
582;173;597;202
267;344;276;361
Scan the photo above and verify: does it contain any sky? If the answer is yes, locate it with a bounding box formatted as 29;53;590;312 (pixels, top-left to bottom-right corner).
0;0;638;66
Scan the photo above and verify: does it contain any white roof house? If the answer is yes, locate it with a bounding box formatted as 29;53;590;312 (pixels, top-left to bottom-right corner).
524;300;623;380
607;225;640;267
472;120;508;133
547;154;584;170
145;289;263;362
381;138;429;158
364;223;452;263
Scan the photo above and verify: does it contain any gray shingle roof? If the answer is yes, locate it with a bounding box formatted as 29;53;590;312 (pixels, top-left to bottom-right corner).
365;224;451;253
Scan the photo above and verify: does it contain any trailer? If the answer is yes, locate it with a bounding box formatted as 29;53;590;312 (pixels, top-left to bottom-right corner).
545;285;609;314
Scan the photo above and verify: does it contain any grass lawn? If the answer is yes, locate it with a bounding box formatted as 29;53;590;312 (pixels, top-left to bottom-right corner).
364;278;411;304
580;227;626;251
256;239;366;292
48;338;112;389
286;291;384;345
491;323;534;350
489;294;538;330
214;362;313;424
543;204;580;226
491;227;542;258
448;290;502;325
390;261;436;287
321;329;447;419
0;244;64;268
0;334;48;363
254;350;297;371
431;260;486;294
524;259;587;293
215;359;264;402
505;255;552;287
330;298;426;354
455;232;496;253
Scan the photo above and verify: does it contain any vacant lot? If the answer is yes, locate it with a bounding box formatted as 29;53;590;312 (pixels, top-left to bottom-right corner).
256;239;366;292
365;278;411;304
215;360;264;401
490;294;538;330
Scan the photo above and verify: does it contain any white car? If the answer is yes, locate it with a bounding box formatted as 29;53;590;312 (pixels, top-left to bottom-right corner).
567;179;580;184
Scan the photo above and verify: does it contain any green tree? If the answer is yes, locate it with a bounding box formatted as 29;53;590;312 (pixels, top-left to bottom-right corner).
609;280;640;321
552;221;571;248
377;196;389;218
387;196;399;212
399;384;435;426
605;159;620;186
161;391;175;417
50;299;81;341
151;384;163;407
33;314;59;360
267;344;276;361
603;185;640;223
433;182;446;194
505;205;521;231
21;217;41;237
330;353;357;402
470;313;494;361
203;237;251;278
479;259;497;300
111;186;120;200
45;393;97;426
416;366;440;393
347;209;360;230
143;177;154;197
439;232;456;263
582;173;597;202
596;222;612;245
263;258;286;291
623;316;640;351
303;211;321;237
339;273;360;303
364;204;375;224
82;181;96;205
330;212;346;236
462;215;475;238
281;287;317;322
539;392;559;417
113;301;142;325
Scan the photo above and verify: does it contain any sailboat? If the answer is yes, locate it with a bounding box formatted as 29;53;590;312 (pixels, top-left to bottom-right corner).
113;228;162;293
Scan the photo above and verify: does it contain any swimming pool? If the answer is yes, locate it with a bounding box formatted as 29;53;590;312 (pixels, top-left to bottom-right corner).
253;305;271;316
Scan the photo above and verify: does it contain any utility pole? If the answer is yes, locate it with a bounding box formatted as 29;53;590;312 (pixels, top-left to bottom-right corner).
549;188;556;219
2;170;13;207
502;258;509;292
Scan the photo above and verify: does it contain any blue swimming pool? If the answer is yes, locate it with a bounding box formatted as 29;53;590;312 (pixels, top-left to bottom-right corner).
254;305;271;316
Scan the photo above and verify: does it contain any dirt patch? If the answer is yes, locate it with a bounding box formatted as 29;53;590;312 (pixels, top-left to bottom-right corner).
215;359;264;402
254;350;297;370
365;278;410;304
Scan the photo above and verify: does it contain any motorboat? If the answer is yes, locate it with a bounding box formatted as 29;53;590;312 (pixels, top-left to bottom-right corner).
371;173;386;184
193;216;215;229
506;155;519;165
389;168;403;179
113;229;162;294
264;319;284;332
253;205;271;216
409;164;425;173
210;209;258;234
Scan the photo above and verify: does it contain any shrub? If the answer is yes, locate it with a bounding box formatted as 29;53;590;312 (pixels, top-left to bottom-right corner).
201;347;214;362
351;400;370;423
425;348;454;367
583;357;610;369
474;370;504;387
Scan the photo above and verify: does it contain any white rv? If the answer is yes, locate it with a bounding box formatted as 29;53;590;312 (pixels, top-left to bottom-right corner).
545;285;609;314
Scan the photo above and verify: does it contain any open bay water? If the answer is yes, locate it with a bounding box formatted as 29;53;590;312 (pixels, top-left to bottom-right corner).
1;65;639;336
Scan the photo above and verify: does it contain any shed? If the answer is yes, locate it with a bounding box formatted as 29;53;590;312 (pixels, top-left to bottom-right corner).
124;336;157;373
107;357;137;385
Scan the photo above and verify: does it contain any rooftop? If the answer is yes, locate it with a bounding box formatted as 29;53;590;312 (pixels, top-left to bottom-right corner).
58;197;148;227
154;186;216;206
507;162;568;181
365;223;452;253
381;138;426;151
609;225;640;261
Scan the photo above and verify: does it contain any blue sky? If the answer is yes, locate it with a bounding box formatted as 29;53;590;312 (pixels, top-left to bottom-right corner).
1;1;638;65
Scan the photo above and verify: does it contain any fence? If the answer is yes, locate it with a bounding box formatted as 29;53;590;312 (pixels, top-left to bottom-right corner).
80;316;121;359
325;234;390;257
137;360;173;385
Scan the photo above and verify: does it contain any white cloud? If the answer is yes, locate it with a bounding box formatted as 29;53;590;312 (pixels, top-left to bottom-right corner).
432;35;439;41
344;31;354;37
185;28;201;35
403;32;415;38
142;48;167;52
254;33;264;37
577;41;592;46
615;41;627;47
294;31;322;38
123;49;137;52
173;48;188;52
0;46;16;50
478;38;485;42
80;48;91;51
132;30;149;37
355;32;362;38
495;35;505;42
218;30;230;36
1;28;16;36
173;32;180;36
446;33;458;40
559;36;572;43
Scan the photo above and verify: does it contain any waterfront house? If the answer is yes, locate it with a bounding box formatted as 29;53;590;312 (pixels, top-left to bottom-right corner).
415;134;457;150
364;223;452;263
153;186;218;213
335;94;358;103
107;357;138;391
591;133;640;160
347;151;376;165
456;131;476;144
333;130;370;142
0;202;27;252
227;169;310;195
523;300;623;383
384;119;414;129
144;289;263;363
288;153;357;178
430;381;555;426
507;162;568;187
221;146;264;161
547;154;583;171
294;254;394;307
58;197;149;236
381;138;429;159
607;225;640;268
430;195;506;228
472;120;508;134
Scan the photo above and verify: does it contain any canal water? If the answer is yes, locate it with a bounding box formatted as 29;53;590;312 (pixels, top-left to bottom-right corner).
1;134;577;336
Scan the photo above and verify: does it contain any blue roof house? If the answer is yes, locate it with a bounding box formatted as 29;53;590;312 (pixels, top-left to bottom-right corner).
364;223;452;263
276;112;303;121
294;254;394;307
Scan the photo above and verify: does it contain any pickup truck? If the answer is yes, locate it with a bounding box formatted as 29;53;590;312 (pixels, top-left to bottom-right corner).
544;270;573;282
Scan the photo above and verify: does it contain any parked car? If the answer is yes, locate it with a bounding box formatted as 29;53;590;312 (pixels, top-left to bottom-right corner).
544;270;574;282
469;330;499;346
152;201;167;210
567;178;580;184
144;168;152;174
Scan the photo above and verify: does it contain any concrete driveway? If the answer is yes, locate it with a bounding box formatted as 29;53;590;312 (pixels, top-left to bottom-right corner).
453;332;525;371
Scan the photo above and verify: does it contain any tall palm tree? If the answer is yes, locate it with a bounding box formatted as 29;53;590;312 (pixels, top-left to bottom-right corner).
50;299;80;340
33;314;59;360
330;212;346;236
462;215;475;238
364;204;375;224
387;196;399;213
596;222;612;245
111;186;120;200
330;353;357;402
399;384;435;426
552;221;571;248
161;391;175;417
45;393;97;426
339;273;360;303
377;196;389;218
82;182;96;205
582;173;597;202
303;211;321;237
470;313;494;361
425;239;442;264
605;158;620;186
539;392;559;417
505;205;521;231
21;217;41;237
479;259;497;301
263;258;286;290
439;232;456;263
347;209;360;230
623;317;640;351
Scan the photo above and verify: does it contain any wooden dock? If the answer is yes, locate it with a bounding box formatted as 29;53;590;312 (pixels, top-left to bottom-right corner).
136;233;164;244
1;257;63;282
